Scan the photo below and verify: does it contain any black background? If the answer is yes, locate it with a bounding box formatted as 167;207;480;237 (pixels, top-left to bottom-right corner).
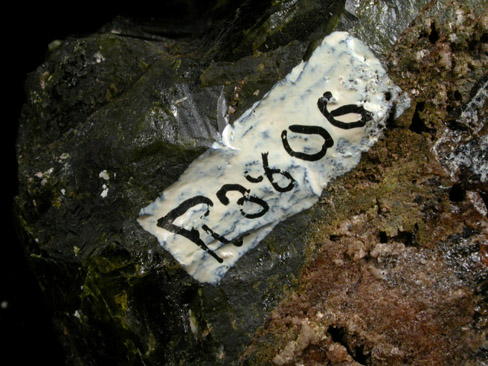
3;2;227;364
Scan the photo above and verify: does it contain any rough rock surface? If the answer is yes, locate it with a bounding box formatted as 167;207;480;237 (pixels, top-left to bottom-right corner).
14;0;487;365
241;1;488;365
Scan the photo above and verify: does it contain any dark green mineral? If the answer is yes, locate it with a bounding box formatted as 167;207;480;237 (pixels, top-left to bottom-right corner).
14;0;488;365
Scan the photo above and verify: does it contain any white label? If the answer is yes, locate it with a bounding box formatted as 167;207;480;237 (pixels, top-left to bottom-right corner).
138;32;403;283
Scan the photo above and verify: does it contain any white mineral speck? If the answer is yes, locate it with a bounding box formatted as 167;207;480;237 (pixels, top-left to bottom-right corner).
189;310;198;335
101;184;109;198
170;104;178;118
99;170;110;180
415;49;429;61
467;191;488;216
93;52;105;63
455;9;465;25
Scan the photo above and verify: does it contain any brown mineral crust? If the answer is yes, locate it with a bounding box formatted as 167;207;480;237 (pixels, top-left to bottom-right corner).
243;204;485;365
240;1;488;365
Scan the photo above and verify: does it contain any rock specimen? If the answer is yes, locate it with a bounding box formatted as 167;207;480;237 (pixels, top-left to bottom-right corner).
14;0;487;365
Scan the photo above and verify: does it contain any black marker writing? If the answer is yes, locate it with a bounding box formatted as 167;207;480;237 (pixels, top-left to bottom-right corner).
317;91;373;129
245;153;296;192
157;91;373;263
157;196;223;263
281;125;334;161
217;184;269;219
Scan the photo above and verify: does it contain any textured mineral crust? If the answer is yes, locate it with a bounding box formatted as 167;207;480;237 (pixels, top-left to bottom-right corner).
14;0;487;365
242;1;488;365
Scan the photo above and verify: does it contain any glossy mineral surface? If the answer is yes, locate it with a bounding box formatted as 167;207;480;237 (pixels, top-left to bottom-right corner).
138;31;403;283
